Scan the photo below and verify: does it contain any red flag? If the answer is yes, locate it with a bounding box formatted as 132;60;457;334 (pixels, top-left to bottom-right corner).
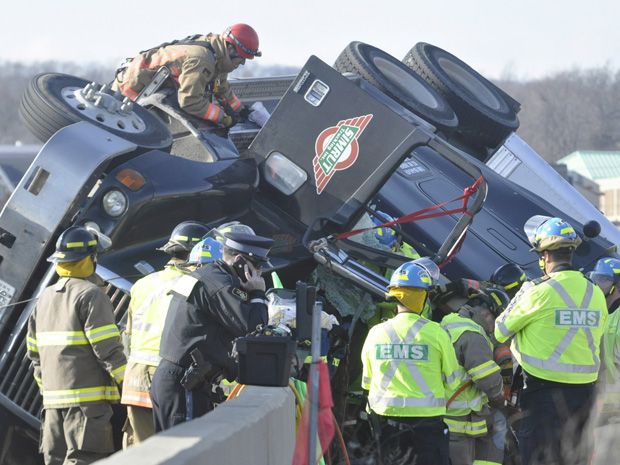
292;361;335;465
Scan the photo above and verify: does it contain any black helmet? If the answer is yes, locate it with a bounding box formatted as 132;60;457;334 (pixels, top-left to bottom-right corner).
465;287;510;318
159;221;210;256
482;287;511;316
490;263;526;295
48;226;98;263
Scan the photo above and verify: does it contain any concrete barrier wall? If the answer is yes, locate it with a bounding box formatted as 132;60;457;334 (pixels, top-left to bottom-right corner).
97;386;296;465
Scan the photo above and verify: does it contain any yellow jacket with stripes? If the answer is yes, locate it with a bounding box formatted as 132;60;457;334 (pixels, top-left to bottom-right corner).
495;270;607;384
440;312;503;436
27;277;127;408
361;312;464;417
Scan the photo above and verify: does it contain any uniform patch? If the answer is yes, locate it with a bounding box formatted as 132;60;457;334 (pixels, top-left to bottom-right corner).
232;288;248;301
375;343;429;361
312;114;373;194
555;309;600;327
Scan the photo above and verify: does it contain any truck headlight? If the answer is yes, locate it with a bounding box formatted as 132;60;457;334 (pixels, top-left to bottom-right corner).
263;152;307;195
102;189;127;217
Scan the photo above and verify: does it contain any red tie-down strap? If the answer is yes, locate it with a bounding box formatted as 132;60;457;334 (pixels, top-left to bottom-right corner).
334;176;485;264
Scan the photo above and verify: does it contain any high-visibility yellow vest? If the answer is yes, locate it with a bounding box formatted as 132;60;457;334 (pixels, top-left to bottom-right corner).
361;312;463;417
495;270;607;384
128;266;186;366
600;308;620;412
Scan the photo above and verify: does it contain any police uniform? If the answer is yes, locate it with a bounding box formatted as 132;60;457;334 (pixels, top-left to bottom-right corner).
495;266;607;465
151;233;273;431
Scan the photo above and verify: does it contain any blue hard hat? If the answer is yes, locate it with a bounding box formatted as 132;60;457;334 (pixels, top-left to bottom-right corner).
188;237;223;265
388;261;432;290
524;216;582;252
591;257;620;282
372;211;397;247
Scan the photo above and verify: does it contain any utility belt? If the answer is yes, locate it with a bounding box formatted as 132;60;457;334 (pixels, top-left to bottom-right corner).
522;370;595;392
179;348;223;391
380;415;445;431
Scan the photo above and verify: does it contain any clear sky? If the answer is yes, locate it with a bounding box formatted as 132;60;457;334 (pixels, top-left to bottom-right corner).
2;0;619;80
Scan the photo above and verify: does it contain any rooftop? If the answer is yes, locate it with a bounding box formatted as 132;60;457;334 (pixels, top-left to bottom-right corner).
557;151;620;181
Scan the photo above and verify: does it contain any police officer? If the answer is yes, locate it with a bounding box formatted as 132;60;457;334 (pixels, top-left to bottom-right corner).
121;221;209;446
26;226;126;465
151;230;273;431
494;216;608;465
361;261;463;465
440;289;508;465
489;263;527;299
113;24;260;127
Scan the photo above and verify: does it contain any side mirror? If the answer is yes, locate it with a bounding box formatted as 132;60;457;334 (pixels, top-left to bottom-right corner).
85;225;113;252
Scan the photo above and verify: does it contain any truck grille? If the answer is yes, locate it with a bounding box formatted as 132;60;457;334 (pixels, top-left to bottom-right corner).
0;280;130;423
230;76;295;101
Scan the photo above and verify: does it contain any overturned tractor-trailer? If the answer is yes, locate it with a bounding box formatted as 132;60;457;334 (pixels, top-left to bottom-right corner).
0;41;616;464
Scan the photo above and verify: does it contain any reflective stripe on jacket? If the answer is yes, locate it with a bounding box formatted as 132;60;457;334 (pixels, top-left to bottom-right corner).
361;312;464;417
441;313;502;436
495;270;607;384
26;277;126;408
126;264;186;366
121;263;186;408
121;362;157;408
600;307;620;414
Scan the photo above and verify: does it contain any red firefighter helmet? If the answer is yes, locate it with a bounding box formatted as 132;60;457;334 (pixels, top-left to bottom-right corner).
223;23;261;59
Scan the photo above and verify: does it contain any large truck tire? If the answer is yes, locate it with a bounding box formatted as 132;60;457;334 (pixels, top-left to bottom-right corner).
334;41;458;132
19;73;172;150
403;42;519;149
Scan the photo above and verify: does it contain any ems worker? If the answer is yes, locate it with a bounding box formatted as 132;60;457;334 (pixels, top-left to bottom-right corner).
590;257;620;425
371;211;421;266
113;23;260;127
440;289;507;465
151;230;273;431
26;226;126;465
187;237;223;269
495;216;607;465
368;211;423;323
121;221;209;446
361;261;463;465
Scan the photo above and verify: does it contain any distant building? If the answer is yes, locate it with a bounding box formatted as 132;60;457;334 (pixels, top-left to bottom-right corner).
557;151;620;224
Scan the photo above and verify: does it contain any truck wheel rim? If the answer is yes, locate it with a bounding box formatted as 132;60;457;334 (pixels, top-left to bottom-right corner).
372;56;440;109
61;84;147;134
437;57;502;110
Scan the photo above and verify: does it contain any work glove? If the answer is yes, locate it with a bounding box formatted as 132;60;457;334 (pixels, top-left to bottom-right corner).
221;114;235;128
489;394;505;409
237;106;251;122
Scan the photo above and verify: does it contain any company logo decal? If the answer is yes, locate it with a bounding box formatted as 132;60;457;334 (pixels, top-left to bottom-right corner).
312;114;373;194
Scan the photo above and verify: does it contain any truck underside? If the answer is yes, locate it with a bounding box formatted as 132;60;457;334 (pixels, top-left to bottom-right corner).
0;42;616;464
